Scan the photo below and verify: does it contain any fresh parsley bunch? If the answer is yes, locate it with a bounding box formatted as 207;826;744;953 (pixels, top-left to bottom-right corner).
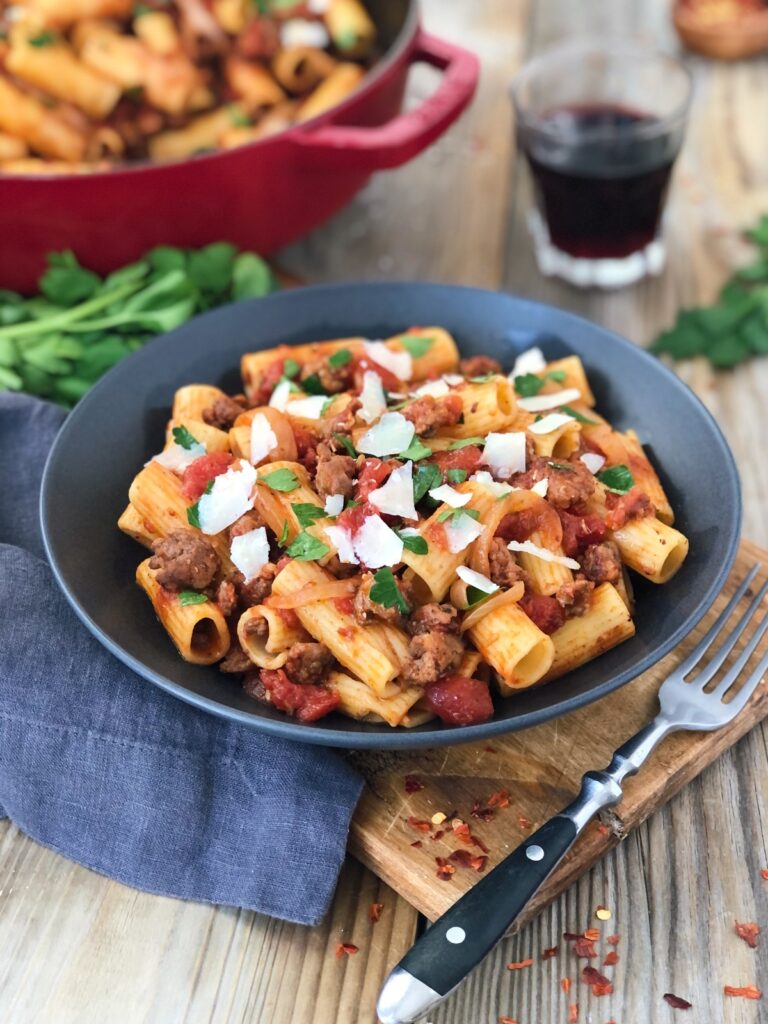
652;214;768;369
0;243;278;407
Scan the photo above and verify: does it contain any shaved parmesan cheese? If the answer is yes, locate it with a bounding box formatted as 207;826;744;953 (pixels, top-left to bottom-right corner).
358;370;387;424
357;411;414;457
531;478;549;498
507;540;580;569
528;412;575;435
249;412;278;466
269;379;291;411
353;514;404;568
324;524;358;564
469;470;515;498
580;452;606;474
230;527;270;581
456;565;499;594
412;379;450;399
281;18;329;48
152;441;206;473
369;462;417;519
286;395;329;419
443;515;484;554
483;431;526;479
442;373;464;386
510;346;546;378
363;340;412;381
307;0;330;11
517;387;581;413
428;483;470;508
324;494;344;517
197;460;256;536
398;527;420;538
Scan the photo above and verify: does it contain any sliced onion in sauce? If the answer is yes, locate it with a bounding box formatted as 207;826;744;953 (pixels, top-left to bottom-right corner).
461;581;525;632
267;577;361;610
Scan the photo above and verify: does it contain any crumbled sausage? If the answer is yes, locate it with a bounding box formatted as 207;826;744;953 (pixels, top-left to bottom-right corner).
354;572;409;624
229;509;264;541
580;542;622;584
219;643;253;674
408;603;460;636
488;537;527;588
300;355;356;394
556;578;595;618
284;641;335;686
215;577;239;617
459;356;502;377
400;632;464;686
238;563;277;607
604;488;653;530
321;399;359;439
314;442;357;498
202;394;245;431
402;393;463;437
149;529;220;591
243;615;268;639
519;457;596;508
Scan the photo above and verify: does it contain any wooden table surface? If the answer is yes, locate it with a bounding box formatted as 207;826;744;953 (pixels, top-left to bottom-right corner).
2;2;768;1022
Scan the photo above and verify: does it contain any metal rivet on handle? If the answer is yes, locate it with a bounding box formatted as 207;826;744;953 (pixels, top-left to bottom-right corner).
445;927;466;944
525;844;544;862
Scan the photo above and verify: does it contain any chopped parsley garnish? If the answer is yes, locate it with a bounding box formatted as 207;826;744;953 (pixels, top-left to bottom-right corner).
399;335;434;358
260;468;300;492
133;3;153;17
397;530;428;555
560;405;596;425
399;437;432;462
178;590;208;606
547;461;573;471
333;432;357;458
283;357;300;379
171;424;200;450
369;566;410;613
278;521;290;545
286;531;330;561
28;30;57;46
320;396;335;416
413;462;442;503
446;468;468;484
513;372;545;397
547;369;567;382
301;373;327;396
186;479;213;528
597;464;635;495
328;348;352;368
469;372;498;383
466;585;489;606
292;502;327;528
447;436;485;451
228;108;253;127
344;498;360;510
437;507;480;523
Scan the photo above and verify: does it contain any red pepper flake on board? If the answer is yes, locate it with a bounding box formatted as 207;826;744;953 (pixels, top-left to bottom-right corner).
487;789;510;808
335;942;359;958
471;799;495;822
471;833;490;854
518;815;533;830
499;1017;518;1024
430;830;445;842
561;978;572;994
369;903;384;923
449;849;487;872
596;823;610;836
724;985;762;999
568;1002;579;1023
410;840;422;848
606;934;621;945
663;993;692;1010
452;819;472;844
571;937;598;959
407;816;432;833
735;921;760;948
761;868;768;880
404;774;424;794
603;951;619;966
435;856;455;880
583;928;600;942
591;982;614;997
582;966;611;987
542;945;559;960
506;959;534;970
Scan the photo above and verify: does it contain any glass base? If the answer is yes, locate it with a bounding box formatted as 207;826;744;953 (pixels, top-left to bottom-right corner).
528;211;666;289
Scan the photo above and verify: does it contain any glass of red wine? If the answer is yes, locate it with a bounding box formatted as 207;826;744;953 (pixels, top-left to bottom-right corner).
511;45;692;288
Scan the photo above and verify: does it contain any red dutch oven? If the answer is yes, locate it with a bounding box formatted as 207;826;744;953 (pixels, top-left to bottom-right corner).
0;0;479;292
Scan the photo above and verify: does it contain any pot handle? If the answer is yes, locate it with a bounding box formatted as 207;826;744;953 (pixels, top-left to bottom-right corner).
293;30;479;169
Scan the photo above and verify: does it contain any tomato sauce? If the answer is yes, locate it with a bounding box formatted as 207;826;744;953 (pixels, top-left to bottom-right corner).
181;451;233;500
260;668;339;722
424;675;494;726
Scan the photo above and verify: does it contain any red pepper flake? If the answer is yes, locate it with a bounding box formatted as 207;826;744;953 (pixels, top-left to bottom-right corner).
449;849;487;872
663;993;692;1009
582;966;610;987
603;951;619;966
506;958;534;970
410;840;422;848
542;945;559;960
583;928;600;942
452;819;472;844
734;920;760;949
435;856;455;880
760;868;768;880
430;829;445;841
487;789;510;808
724;985;762;999
484;745;497;753
471;834;490;854
407;816;431;833
499;1017;517;1024
471;799;495;822
568;1002;579;1023
591;982;613;996
606;934;620;945
563;932;582;941
335;942;359;958
572;937;598;959
369;902;384;923
518;815;533;830
561;977;572;994
404;774;424;794
596;823;610;836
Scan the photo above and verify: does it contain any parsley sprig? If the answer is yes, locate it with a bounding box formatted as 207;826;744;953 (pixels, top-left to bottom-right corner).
369;567;410;613
597;464;635;495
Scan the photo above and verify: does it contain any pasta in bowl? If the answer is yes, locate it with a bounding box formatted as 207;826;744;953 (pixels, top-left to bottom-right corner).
119;327;690;730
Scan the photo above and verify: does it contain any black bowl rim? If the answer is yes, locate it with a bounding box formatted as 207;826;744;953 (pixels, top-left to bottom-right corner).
40;281;742;749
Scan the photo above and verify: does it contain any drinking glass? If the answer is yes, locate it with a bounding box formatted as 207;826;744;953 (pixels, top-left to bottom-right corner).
510;44;692;288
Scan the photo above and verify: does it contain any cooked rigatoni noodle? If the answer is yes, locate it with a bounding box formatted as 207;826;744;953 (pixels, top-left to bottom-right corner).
117;503;156;549
136;559;230;665
226;57;287;107
611;516;689;584
237;605;310;669
172;384;228;423
213;0;248;33
325;0;376;58
469;600;554;695
165;418;230;453
528;417;581;459
133;10;180;56
623;429;674;524
228;408;298;464
544;583;635;681
517;529;574;596
328;671;424;727
252;461;333;555
434;378;517;439
149;107;243;160
298;63;366;121
271;560;409;696
543;355;596;406
0;133;29;161
30;0;133;23
0;77;87;161
272;47;337;94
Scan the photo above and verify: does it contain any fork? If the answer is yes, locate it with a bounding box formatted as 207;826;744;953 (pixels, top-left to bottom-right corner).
377;565;768;1024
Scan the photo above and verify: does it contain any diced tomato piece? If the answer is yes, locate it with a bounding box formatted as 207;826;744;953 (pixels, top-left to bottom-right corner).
259;668;339;723
276;607;301;631
604;488;653;530
336;502;370;535
355;458;396;503
431;445;484;478
496;508;541;543
557;508;607;557
353;356;402;393
520;594;565;634
253;357;287;405
181;451;233;500
334;596;355;615
424;674;494;727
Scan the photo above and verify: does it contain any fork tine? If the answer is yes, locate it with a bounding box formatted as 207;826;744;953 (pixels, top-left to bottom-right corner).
689;579;768;689
676;565;761;679
709;609;768;699
717;644;768;717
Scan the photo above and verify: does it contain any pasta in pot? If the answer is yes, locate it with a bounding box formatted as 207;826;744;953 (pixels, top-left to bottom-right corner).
119;327;689;728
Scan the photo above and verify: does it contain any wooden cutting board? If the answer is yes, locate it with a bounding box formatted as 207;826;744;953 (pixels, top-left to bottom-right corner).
348;538;768;925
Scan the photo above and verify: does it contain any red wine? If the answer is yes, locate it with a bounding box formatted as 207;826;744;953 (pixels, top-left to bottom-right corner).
523;104;677;260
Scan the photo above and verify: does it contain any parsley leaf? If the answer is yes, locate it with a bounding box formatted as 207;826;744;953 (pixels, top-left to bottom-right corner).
466;585;489;606
399;335;434;358
228;108;252;128
597;464;635;494
172;424;200;450
186;479;213;528
286;531;330;561
447;436;485;451
547;369;567;383
260;468;300;492
328;348;352;368
446;468;468;484
178;590;208;606
369;566;410;613
278;521;290;546
28;30;57;46
283;358;300;379
560;405;597;425
399;437;432;461
469;373;496;383
413;463;442;503
397;530;428;555
301;373;327;396
333;432;357;458
514;373;545;397
437;507;480;523
292;502;327;528
320;396;335;416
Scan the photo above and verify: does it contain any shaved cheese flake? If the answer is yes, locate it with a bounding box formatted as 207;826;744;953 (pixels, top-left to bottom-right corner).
507;539;580;569
286;395;329;419
442;373;465;386
358;370;387;424
412;379;450;399
428;483;470;508
249;412;278;466
269;378;291;411
369;462;417;519
483;431;526;479
469;470;515;498
281;18;329;48
456;565;498;594
443;515;485;554
528;412;575;435
324;494;344;517
531;478;549;498
308;0;330;11
363;340;412;381
324;524;358;564
357;411;414;457
152;440;206;473
517;387;581;413
230;527;270;582
510;346;546;378
197;460;257;536
580;452;606;474
398;527;420;538
353;514;403;568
